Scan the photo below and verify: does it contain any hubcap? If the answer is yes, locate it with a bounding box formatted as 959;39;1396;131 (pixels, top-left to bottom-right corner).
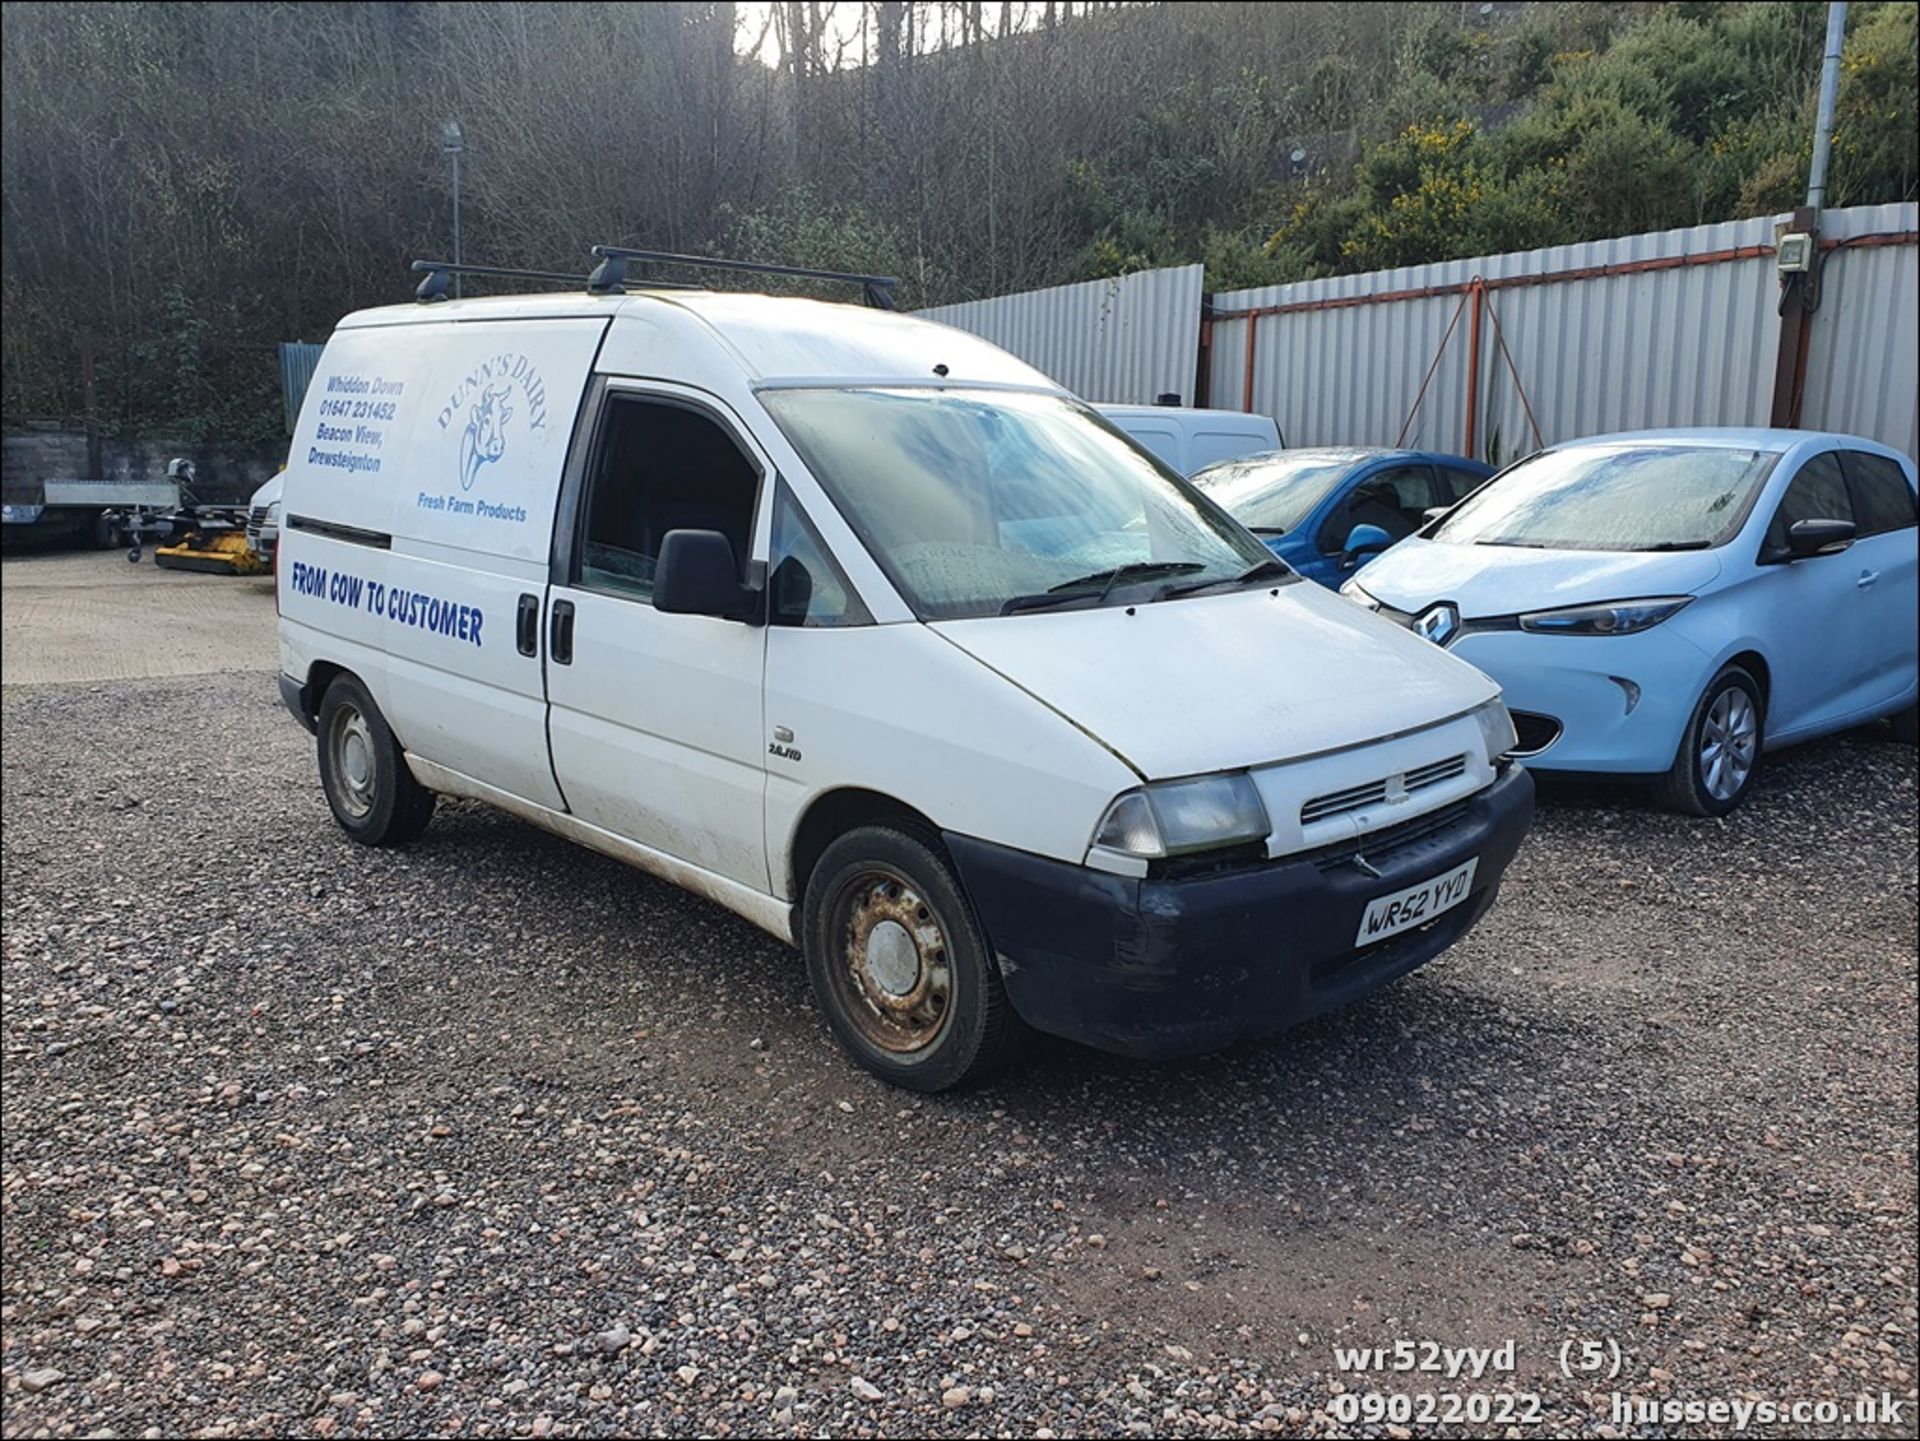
1699;687;1758;802
831;870;952;1054
864;919;921;999
327;703;377;819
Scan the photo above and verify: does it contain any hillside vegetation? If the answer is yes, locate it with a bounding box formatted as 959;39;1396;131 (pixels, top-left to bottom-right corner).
2;1;1914;440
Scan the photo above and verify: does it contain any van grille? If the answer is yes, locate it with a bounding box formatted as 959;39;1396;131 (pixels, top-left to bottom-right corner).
1304;799;1470;872
249;505;270;526
1300;754;1468;826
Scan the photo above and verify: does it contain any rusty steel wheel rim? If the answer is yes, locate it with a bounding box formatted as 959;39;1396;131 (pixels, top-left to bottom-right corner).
828;866;953;1054
326;701;376;819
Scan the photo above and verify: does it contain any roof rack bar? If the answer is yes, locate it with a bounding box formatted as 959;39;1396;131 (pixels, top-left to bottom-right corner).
589;247;899;310
409;258;698;303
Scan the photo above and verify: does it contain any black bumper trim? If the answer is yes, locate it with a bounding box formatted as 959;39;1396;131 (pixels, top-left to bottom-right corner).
944;765;1534;1059
278;673;316;734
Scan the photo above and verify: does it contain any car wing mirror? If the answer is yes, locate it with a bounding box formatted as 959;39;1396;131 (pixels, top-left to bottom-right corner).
652;529;762;623
1343;522;1395;564
1785;516;1856;559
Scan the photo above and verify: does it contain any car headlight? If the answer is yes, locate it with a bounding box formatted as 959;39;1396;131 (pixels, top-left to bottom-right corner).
1091;773;1270;860
1339;578;1380;609
1518;596;1691;635
1470;697;1519;764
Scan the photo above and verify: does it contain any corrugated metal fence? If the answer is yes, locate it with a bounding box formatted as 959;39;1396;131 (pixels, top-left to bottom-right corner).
920;204;1916;461
917;264;1204;406
1207;201;1916;463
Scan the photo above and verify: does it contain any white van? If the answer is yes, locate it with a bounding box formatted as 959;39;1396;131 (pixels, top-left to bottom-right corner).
247;470;283;562
276;258;1532;1090
1095;403;1282;475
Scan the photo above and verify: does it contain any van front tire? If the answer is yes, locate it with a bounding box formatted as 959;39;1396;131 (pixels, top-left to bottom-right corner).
316;674;435;846
802;825;1025;1092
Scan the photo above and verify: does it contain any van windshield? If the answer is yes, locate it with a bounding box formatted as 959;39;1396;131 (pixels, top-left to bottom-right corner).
760;388;1273;621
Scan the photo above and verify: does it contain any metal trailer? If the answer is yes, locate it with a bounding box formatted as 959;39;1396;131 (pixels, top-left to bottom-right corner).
2;478;182;549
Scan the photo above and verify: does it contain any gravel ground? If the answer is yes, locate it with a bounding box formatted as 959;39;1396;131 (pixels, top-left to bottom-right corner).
2;671;1915;1439
0;553;277;686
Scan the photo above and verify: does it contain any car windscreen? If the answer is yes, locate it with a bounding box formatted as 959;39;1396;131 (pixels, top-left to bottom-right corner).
759;387;1272;621
1190;454;1358;535
1429;444;1778;551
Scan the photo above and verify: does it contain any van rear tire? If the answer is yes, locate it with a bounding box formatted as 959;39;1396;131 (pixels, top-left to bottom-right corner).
315;674;435;846
802;825;1025;1091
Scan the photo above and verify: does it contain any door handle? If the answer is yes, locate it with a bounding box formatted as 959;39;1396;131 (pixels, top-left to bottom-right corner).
550;598;575;664
516;593;540;656
1857;570;1880;588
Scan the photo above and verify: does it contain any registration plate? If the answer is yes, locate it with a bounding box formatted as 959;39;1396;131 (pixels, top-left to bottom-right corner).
1355;858;1478;945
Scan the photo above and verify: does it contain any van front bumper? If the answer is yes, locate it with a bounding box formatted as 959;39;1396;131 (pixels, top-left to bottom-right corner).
944;764;1533;1060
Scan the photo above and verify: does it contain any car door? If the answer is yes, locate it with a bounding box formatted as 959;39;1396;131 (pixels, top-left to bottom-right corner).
543;380;772;890
1316;462;1439;576
1752;450;1862;738
1838;449;1920;712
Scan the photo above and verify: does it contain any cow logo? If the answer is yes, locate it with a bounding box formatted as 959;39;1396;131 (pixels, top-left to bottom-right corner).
437;353;550;493
459;383;513;491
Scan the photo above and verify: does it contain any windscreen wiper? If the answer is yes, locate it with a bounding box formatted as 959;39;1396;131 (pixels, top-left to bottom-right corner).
999;561;1204;616
1640;540;1712;551
1157;556;1295;600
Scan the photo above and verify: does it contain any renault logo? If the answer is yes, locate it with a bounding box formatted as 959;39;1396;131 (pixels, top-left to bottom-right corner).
1413;602;1460;647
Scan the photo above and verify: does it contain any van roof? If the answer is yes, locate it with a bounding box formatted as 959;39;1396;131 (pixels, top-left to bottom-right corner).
335;289;1065;393
1094;404;1277;425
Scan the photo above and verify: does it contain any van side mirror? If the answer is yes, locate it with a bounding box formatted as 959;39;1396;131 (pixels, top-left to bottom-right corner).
1785;516;1855;559
1343;522;1394;564
652;530;761;622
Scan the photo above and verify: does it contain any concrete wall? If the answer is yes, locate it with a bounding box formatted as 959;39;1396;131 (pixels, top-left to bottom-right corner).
2;429;288;505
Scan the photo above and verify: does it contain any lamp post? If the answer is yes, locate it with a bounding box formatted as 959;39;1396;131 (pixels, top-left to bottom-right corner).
441;119;465;297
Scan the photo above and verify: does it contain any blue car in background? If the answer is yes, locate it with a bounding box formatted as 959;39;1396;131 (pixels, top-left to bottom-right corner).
1191;448;1495;588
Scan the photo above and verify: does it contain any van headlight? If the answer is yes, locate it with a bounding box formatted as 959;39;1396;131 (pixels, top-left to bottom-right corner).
1090;773;1270;860
1339;578;1380;609
1471;698;1519;764
1517;596;1691;635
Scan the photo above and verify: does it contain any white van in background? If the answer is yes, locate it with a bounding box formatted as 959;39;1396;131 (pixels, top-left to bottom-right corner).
247;471;283;563
1096;403;1282;475
275;258;1531;1090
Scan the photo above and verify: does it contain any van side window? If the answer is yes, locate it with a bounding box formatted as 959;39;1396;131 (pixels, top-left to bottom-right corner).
770;488;872;628
578;396;760;599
